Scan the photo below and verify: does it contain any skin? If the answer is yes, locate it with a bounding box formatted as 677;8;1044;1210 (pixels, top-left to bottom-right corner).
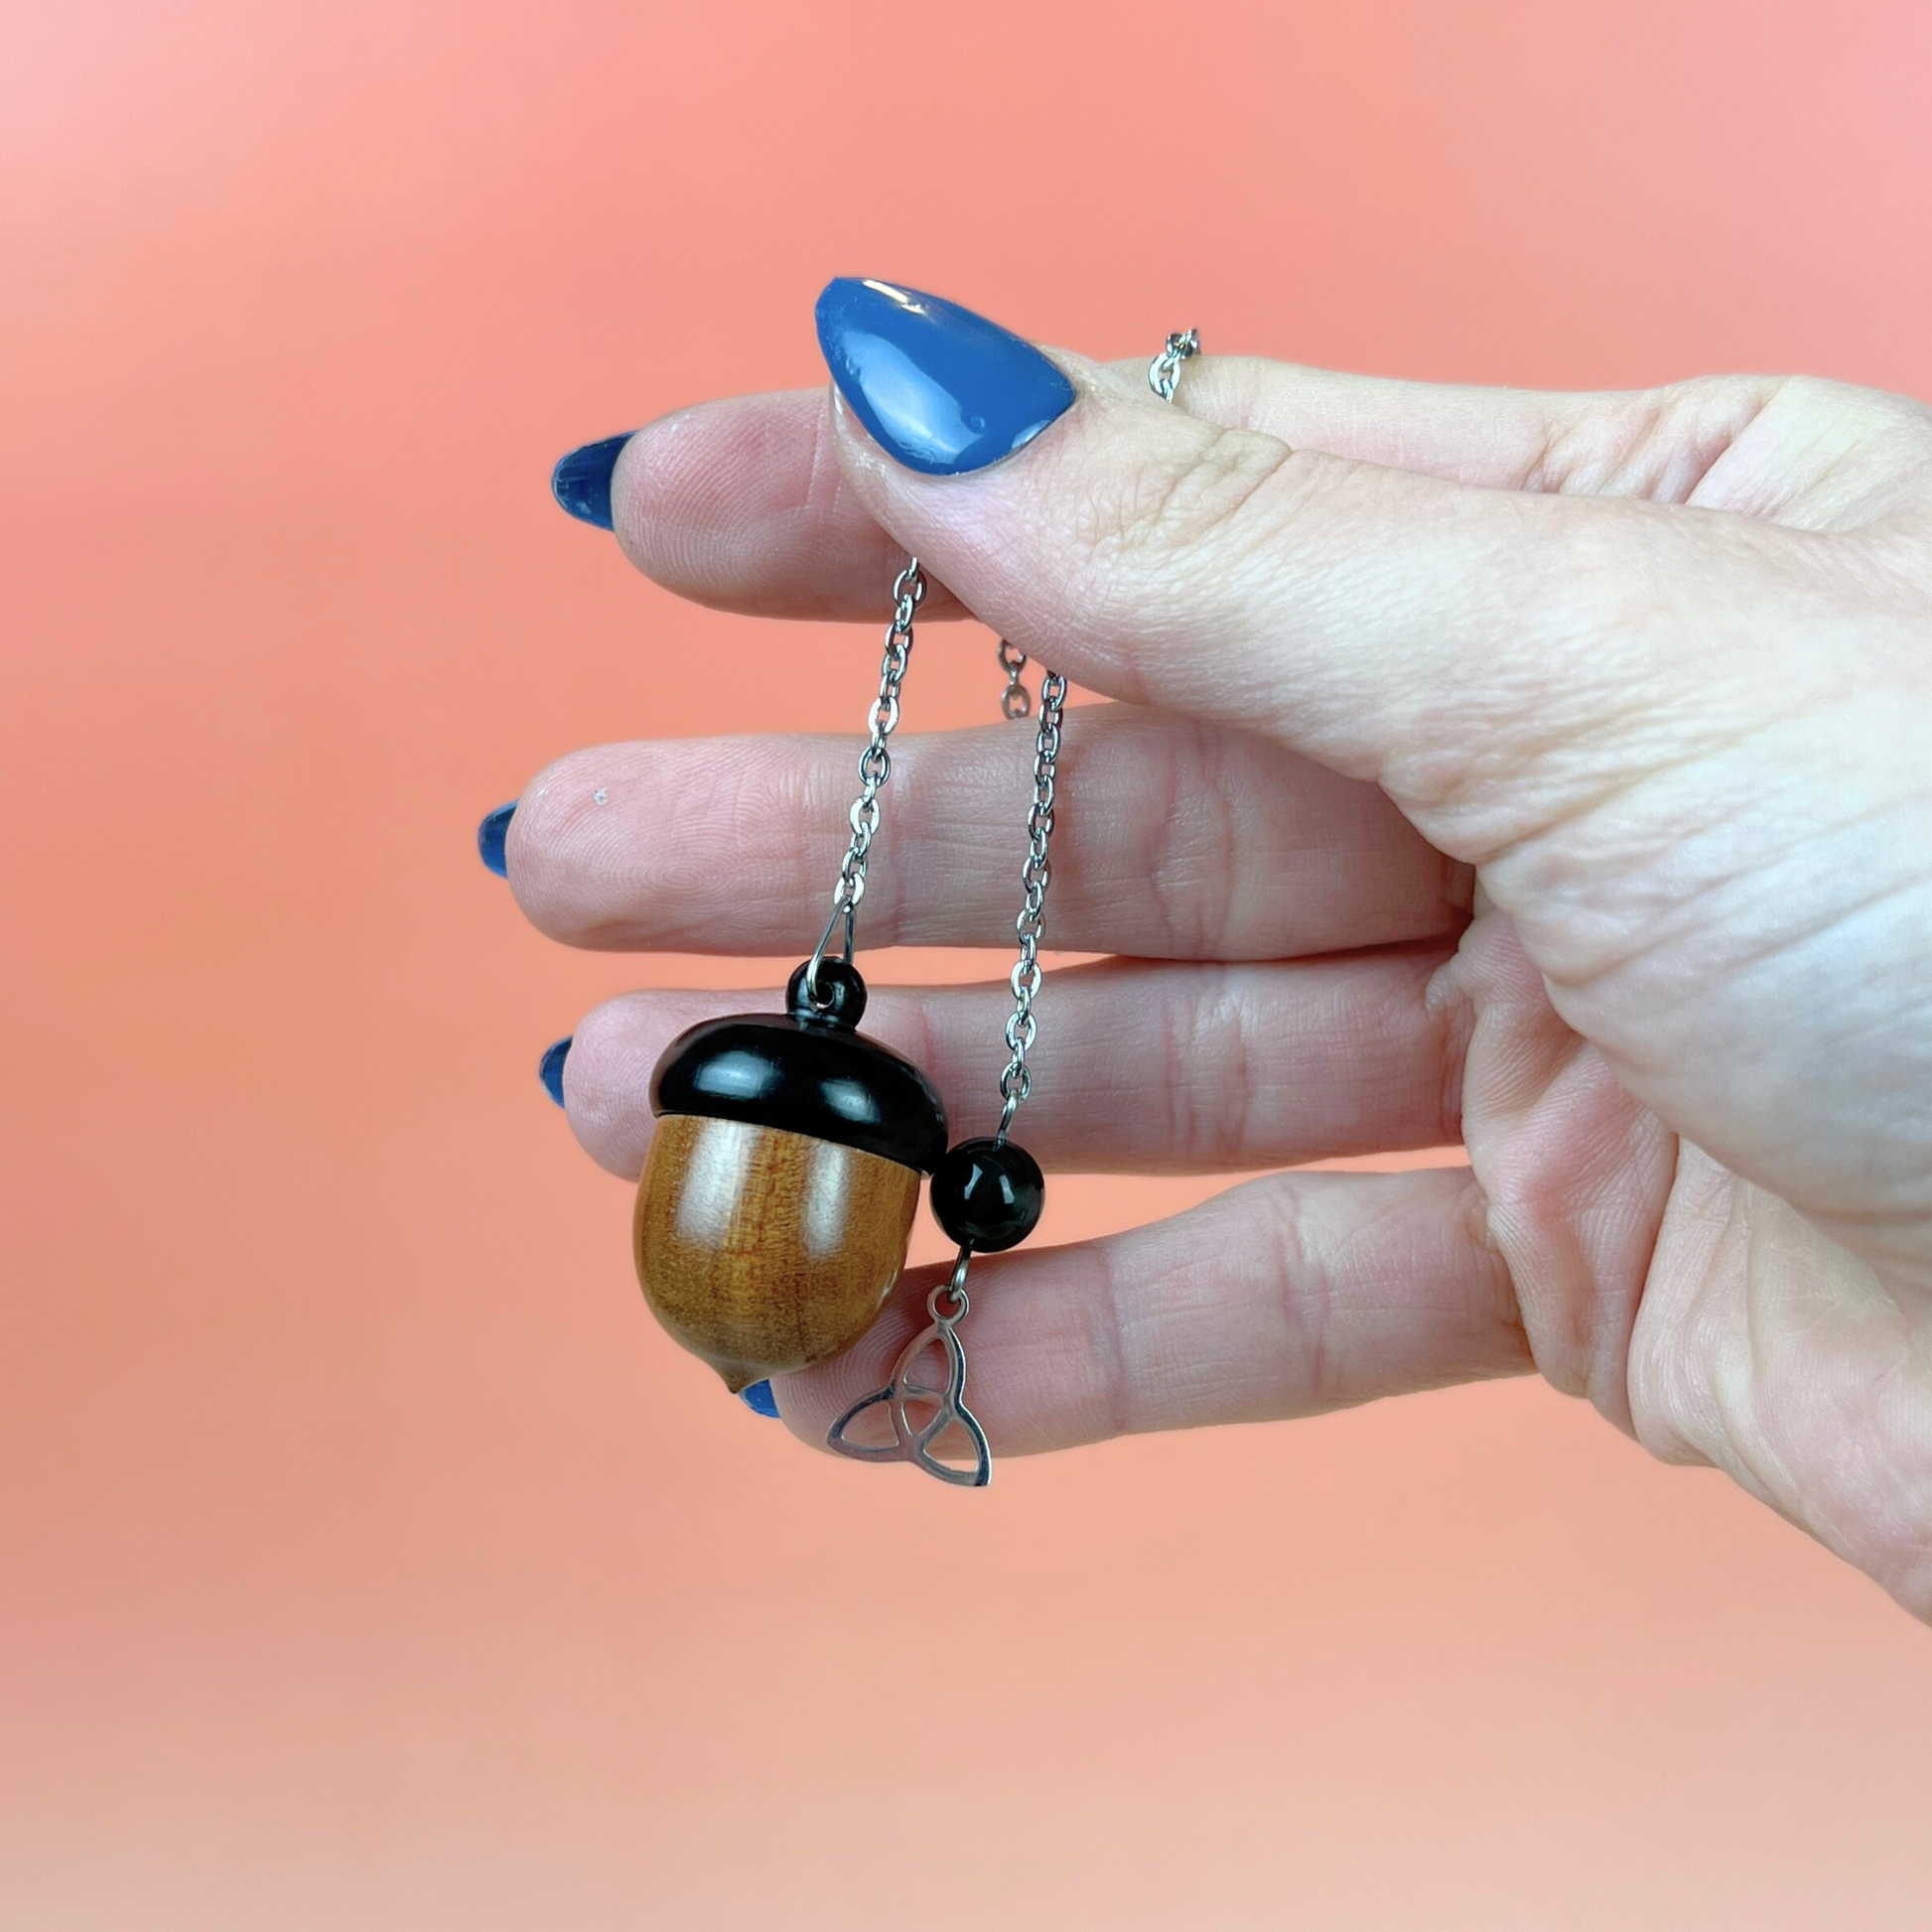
504;349;1932;1621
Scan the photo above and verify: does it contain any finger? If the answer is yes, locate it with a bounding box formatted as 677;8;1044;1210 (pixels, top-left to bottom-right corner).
825;347;1761;854
507;705;1467;961
826;340;1808;877
1166;355;1781;503
608;388;968;621
562;949;1464;1179
765;1166;1528;1455
609;366;1777;623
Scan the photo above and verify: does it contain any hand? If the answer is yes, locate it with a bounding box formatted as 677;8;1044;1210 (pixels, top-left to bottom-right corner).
506;293;1932;1620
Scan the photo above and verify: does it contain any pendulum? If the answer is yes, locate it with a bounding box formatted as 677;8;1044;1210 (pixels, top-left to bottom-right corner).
630;330;1201;1478
632;562;944;1392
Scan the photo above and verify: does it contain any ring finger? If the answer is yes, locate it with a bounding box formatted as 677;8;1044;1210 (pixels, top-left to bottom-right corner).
563;948;1465;1179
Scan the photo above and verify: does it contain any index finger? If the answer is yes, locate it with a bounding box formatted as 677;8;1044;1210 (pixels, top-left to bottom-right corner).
602;357;1766;626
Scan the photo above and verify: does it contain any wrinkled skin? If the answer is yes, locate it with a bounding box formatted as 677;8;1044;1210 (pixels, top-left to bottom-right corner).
505;350;1932;1620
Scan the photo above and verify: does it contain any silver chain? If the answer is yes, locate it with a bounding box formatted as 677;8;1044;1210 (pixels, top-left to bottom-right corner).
803;557;925;1008
814;329;1199;1016
987;330;1198;1131
997;637;1032;720
825;330;1198;1489
1148;329;1200;401
995;668;1067;1134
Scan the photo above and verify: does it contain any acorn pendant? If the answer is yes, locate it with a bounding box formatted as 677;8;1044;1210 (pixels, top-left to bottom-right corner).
632;958;946;1392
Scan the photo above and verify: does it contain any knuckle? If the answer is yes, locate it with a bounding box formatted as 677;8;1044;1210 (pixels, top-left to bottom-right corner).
1152;967;1257;1167
1201;973;1261;1166
1526;375;1783;502
1079;1238;1136;1442
1256;1177;1334;1404
1137;722;1213;956
1077;422;1295;566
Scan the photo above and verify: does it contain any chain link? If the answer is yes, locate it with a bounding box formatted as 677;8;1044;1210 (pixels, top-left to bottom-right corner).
1148;328;1200;401
997;637;1032;720
995;667;1067;1134
991;330;1199;1131
803;557;924;1008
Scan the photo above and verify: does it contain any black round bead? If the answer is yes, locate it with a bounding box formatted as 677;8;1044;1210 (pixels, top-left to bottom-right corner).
786;956;868;1029
929;1137;1044;1252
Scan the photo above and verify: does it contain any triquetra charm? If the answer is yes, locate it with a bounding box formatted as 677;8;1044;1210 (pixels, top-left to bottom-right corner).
633;958;946;1391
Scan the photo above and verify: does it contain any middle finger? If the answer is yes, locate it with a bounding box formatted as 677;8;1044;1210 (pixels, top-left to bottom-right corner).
507;704;1468;960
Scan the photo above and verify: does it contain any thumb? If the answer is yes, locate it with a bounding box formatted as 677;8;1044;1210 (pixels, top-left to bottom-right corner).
815;278;1780;868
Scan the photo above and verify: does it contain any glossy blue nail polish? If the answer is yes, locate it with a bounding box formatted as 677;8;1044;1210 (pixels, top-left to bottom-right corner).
740;1379;780;1418
814;278;1075;478
551;433;630;528
538;1035;571;1108
477;801;515;877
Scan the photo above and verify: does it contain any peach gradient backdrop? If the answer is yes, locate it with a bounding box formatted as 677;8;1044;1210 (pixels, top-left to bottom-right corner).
6;2;1932;1925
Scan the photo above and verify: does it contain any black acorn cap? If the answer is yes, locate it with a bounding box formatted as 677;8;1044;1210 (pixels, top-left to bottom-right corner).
648;960;948;1173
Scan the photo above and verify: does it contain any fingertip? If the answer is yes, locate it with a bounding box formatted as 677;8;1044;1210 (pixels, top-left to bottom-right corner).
609;389;967;621
608;395;809;612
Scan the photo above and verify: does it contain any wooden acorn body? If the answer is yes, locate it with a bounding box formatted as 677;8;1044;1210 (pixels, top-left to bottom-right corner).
633;963;946;1392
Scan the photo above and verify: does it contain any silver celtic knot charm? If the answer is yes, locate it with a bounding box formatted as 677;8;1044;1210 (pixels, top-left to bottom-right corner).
826;1275;990;1487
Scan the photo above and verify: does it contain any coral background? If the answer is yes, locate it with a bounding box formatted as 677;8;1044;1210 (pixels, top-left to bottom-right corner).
4;1;1931;1924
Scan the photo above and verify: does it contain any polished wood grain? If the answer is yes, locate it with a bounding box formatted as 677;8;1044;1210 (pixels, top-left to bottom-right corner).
633;1114;921;1392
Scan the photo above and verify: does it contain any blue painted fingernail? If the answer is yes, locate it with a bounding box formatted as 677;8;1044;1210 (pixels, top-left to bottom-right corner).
538;1035;571;1107
814;278;1075;478
740;1380;780;1418
551;433;630;528
478;800;515;877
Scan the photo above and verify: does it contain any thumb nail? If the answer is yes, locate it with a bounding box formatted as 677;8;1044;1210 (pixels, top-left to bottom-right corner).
814;278;1073;478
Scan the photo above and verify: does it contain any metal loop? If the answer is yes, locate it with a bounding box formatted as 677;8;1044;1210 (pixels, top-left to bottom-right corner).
928;1254;971;1326
1148;329;1200;401
997;637;1033;720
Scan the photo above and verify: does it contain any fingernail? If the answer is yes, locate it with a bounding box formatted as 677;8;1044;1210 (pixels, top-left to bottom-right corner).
477;801;515;877
740;1380;780;1419
551;433;630;528
538;1035;571;1107
814;278;1074;478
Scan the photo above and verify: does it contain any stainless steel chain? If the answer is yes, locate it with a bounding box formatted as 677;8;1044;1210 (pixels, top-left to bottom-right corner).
815;330;1199;1017
988;328;1197;1133
802;556;924;1008
827;330;1199;1489
997;637;1032;720
1149;328;1200;401
995;667;1066;1134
